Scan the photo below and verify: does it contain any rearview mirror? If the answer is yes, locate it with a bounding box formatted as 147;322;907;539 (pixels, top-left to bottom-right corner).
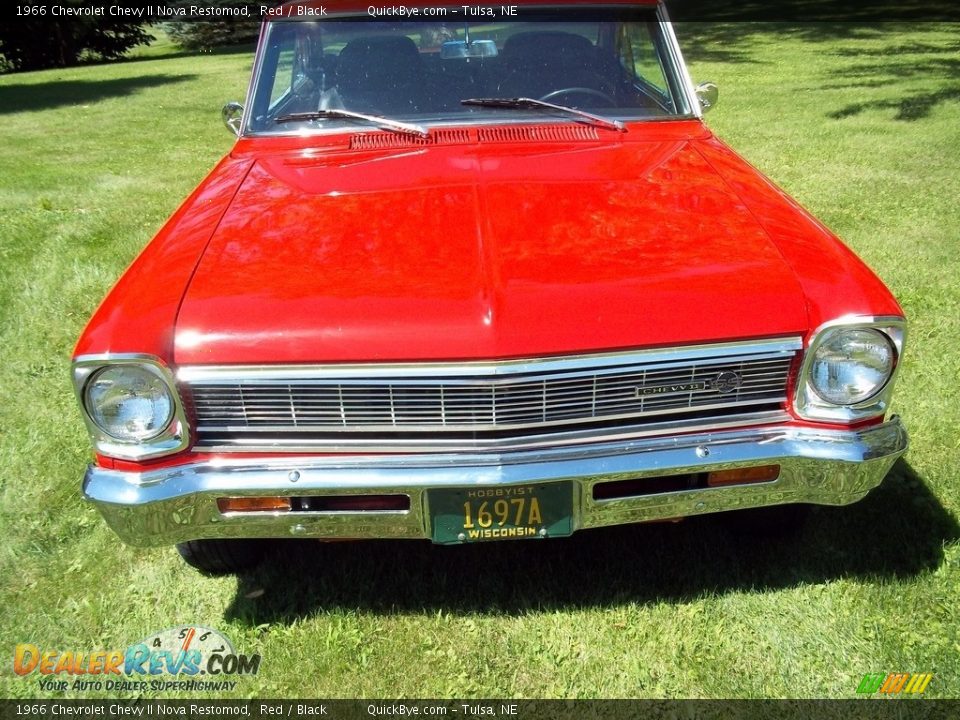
222;101;244;136
440;40;498;60
695;82;719;113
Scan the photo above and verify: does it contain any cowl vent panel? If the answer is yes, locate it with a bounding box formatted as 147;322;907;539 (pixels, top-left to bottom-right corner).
348;125;602;150
349;129;471;150
479;125;600;143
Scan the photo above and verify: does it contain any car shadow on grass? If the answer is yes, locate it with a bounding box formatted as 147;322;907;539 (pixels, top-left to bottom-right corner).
224;458;958;622
0;74;198;115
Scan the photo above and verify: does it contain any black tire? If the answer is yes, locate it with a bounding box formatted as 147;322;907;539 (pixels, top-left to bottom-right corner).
176;539;269;575
722;503;811;538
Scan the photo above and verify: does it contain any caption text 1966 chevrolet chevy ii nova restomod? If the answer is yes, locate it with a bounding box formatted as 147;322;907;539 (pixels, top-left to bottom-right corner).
72;0;907;573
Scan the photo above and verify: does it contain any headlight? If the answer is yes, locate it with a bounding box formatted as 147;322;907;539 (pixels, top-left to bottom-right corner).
73;355;189;461
794;317;905;423
84;365;174;441
809;328;895;405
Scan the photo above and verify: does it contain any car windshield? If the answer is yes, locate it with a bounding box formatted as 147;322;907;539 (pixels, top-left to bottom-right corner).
246;9;693;134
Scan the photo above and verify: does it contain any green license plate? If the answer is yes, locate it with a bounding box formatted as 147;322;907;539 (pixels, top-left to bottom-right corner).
429;483;573;544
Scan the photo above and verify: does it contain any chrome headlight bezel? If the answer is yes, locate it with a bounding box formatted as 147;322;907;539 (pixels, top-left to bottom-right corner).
794;316;906;423
72;354;190;461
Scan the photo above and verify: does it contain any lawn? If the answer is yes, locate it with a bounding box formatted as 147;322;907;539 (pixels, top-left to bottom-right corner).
0;23;958;700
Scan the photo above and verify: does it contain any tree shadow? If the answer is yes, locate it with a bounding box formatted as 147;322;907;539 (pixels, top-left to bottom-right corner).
675;22;894;63
817;79;896;91
120;42;256;66
675;21;960;122
224;459;958;623
0;73;198;115
830;56;960;80
674;40;762;66
675;22;907;67
832;41;960;57
823;53;960;120
668;0;960;22
830;86;960;120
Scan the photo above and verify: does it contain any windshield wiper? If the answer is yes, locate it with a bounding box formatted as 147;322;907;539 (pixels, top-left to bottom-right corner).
461;97;626;133
274;109;429;138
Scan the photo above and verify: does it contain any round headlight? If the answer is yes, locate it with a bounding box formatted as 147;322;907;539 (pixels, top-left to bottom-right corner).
810;328;895;405
84;365;174;441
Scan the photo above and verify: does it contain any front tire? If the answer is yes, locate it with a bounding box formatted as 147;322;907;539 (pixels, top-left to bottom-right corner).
176;539;269;575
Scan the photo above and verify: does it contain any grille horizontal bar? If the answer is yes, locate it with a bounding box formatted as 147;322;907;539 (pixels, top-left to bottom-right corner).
184;339;801;450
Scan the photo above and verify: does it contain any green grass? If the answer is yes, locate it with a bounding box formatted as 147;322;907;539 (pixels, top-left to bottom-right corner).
1;23;959;700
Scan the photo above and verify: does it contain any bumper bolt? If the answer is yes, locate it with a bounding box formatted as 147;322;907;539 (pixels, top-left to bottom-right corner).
696;446;710;458
695;501;706;511
288;470;301;482
290;524;307;535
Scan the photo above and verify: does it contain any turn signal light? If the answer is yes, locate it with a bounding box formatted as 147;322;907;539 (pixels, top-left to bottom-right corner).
706;465;780;487
306;495;410;512
217;496;291;513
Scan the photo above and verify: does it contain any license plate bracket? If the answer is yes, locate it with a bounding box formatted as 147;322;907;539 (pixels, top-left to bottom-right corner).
428;483;573;544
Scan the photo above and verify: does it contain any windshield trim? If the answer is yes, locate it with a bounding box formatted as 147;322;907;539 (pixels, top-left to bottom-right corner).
657;3;701;120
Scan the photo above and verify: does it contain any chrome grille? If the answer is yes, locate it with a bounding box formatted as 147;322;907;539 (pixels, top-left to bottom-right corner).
182;338;801;452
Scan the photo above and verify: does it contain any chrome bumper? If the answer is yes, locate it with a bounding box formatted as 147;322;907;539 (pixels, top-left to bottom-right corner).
84;418;907;547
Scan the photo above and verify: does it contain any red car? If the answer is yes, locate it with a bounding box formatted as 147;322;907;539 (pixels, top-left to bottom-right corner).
72;0;908;574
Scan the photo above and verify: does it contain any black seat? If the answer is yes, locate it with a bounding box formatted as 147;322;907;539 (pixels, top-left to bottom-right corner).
336;36;424;114
496;31;610;100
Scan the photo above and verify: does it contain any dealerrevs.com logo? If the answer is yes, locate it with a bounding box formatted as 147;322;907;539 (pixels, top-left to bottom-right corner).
856;672;934;696
14;626;261;693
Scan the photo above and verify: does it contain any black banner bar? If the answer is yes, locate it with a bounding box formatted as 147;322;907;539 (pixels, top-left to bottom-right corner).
2;1;960;22
0;700;957;720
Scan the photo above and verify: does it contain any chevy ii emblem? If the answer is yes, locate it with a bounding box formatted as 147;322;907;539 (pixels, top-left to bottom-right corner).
636;381;707;397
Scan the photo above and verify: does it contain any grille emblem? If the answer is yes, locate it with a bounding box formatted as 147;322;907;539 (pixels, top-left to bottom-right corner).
635;381;707;397
712;371;743;394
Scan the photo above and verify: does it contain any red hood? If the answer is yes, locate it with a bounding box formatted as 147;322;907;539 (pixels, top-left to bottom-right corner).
174;129;809;364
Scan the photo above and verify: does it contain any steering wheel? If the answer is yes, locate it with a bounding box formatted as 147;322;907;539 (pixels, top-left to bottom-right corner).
539;87;617;108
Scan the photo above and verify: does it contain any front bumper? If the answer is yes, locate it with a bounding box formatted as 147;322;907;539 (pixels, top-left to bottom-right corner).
84;418;907;547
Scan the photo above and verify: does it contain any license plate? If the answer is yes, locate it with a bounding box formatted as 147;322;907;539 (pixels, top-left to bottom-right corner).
429;483;573;544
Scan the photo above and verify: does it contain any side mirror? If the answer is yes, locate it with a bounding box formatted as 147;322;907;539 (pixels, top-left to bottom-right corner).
222;101;244;136
695;82;719;113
